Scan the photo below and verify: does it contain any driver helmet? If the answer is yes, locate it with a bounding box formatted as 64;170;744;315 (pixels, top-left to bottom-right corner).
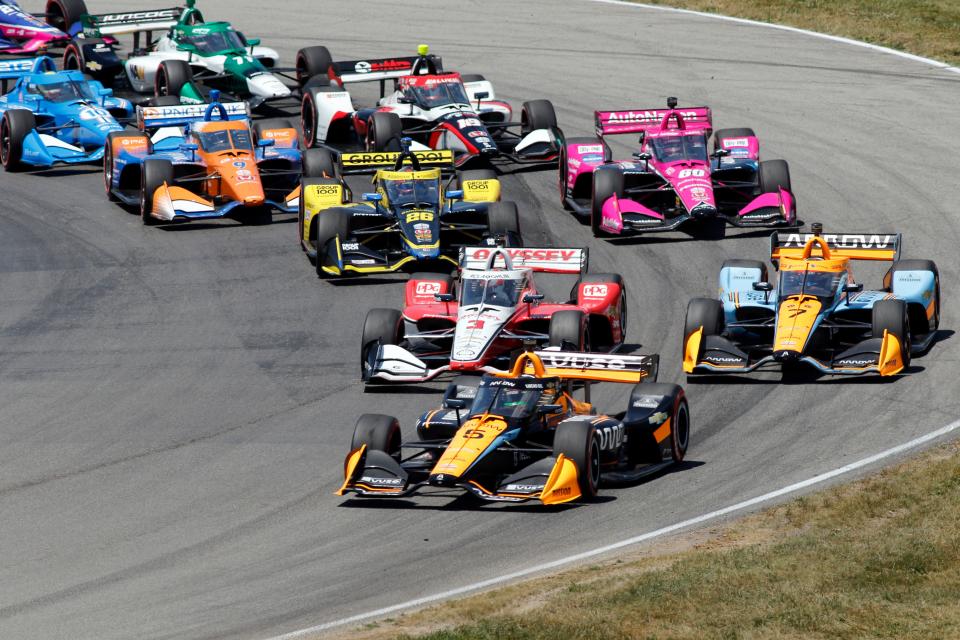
486;278;513;306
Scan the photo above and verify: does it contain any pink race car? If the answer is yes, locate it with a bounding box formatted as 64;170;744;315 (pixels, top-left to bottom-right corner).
559;97;798;237
0;0;87;55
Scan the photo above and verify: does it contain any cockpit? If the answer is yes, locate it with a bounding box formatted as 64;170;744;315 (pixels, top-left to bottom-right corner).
469;377;557;420
27;80;95;103
383;175;440;208
649;133;708;164
194;127;253;153
179;25;246;55
460;274;526;308
401;76;470;109
779;268;844;300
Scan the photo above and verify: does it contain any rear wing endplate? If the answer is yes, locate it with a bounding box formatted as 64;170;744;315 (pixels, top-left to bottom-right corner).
137;101;250;130
459;247;588;274
595;107;712;136
770;232;901;266
338;149;454;174
329;55;443;85
82;8;182;36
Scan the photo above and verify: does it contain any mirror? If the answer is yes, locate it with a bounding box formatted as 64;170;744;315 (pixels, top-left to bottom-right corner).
752;282;773;292
444;189;464;199
435;293;455;302
537;404;563;415
246;38;260;47
446;398;467;410
633;151;652;161
713;148;731;158
523;293;545;303
398;96;415;105
98;88;113;97
177;42;197;53
474;91;489;100
180;142;199;152
362;192;382;202
843;283;864;293
257;138;275;148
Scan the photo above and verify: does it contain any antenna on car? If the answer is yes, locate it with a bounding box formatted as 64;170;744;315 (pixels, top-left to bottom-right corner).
811;221;823;237
667;96;678;109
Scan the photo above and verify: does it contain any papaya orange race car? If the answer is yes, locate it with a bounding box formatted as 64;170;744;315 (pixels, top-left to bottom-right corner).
338;348;689;505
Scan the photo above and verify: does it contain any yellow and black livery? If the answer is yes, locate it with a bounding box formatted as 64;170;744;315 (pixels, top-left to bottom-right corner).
337;349;690;505
297;142;520;278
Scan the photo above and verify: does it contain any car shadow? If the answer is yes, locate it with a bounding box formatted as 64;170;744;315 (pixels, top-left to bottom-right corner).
336;492;597;512
24;166;102;177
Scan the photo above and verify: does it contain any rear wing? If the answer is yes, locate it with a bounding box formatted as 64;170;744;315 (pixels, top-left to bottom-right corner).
521;351;659;384
595;107;712;136
136;101;250;130
459;246;588;274
770;231;901;266
329;55;443;85
338;149;454;174
0;56;55;81
81;8;182;36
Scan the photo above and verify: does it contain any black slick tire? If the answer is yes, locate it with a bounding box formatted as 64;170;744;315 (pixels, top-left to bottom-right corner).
140;158;173;226
553;419;600;499
351;414;401;460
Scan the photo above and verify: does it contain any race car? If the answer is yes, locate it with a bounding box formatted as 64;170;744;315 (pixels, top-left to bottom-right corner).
60;1;293;108
0;56;133;171
682;224;940;377
362;246;627;384
0;0;77;54
337;348;689;505
298;44;560;167
559;97;798;236
105;94;318;224
301;141;523;277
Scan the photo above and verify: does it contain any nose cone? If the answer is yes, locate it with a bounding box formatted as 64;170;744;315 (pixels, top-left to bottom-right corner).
246;73;291;99
428;473;458;487
219;158;265;205
691;203;717;218
774;350;801;362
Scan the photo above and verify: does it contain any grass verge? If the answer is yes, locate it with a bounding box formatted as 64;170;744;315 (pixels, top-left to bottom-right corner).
636;0;960;66
333;441;960;639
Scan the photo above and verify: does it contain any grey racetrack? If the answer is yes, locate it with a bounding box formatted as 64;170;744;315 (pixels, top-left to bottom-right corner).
1;1;959;638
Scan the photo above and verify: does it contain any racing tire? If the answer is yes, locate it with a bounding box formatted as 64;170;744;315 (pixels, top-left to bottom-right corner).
155;60;194;98
872;298;911;370
252;118;296;147
520;99;557;136
486;201;521;244
578;273;627;347
140;159;174;226
456;169;496;190
888;259;940;334
553;419;600;500
302;148;338;178
314;208;352;278
590;166;623;237
684;298;724;364
720;259;769;285
296;46;333;87
361;308;404;380
549;310;589;351
147;95;183;107
560;136;605;210
0;109;36;172
366;111;403;152
668;391;690;463
62;40;85;72
712;127;755;154
459;74;486;83
45;0;87;32
351;414;402;461
759;159;792;194
104;131;149;201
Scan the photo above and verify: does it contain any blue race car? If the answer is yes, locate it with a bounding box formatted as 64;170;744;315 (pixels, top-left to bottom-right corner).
0;56;133;170
104;94;322;224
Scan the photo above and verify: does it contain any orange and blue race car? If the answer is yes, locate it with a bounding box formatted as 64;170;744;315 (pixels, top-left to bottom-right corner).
337;348;690;505
683;223;940;377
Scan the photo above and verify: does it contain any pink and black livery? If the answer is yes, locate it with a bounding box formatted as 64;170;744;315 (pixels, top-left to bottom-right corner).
558;97;799;237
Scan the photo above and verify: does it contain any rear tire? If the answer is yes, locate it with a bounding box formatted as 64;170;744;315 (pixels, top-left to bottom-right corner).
759;159;791;194
486;201;520;243
1;109;36;171
302;147;337;178
45;0;88;32
351;414;401;460
155;60;193;98
140;159;173;225
366;111;403;151
296;46;333;87
549;310;589;351
669;393;690;462
712;127;755;154
147;95;182;107
314;209;352;278
872;298;911;369
590;166;623;237
553;419;600;499
520;99;557;135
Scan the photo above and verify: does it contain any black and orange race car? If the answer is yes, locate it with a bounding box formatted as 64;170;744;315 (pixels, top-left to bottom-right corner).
337;348;690;505
683;224;940;376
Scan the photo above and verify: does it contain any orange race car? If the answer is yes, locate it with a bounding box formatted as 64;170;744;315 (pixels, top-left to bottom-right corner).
337;348;690;505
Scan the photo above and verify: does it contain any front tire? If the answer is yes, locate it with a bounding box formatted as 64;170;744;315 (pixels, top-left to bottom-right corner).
553;419;600;499
758;159;792;194
549;310;589;351
302;147;337;178
486;201;520;244
590;166;623;237
45;0;88;32
351;414;401;460
314;209;352;278
366;111;403;152
155;60;194;98
361;308;404;380
872;298;911;370
296;46;333;87
520;99;557;136
140;159;174;225
1;109;36;172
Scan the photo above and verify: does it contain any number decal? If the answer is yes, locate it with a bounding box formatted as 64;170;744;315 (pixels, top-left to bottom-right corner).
405;211;435;223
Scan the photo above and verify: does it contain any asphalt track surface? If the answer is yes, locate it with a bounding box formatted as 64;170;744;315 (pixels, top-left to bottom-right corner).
1;1;958;638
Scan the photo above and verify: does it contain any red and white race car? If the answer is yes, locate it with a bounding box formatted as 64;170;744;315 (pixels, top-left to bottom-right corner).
360;246;627;384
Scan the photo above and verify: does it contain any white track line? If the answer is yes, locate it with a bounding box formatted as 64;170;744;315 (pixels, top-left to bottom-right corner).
269;418;960;638
267;4;960;637
591;0;960;75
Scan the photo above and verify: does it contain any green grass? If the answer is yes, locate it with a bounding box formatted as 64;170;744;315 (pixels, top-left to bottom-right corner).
335;443;960;640
641;0;960;66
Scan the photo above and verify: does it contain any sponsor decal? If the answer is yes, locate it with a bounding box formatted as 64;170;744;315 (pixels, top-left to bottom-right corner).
582;284;609;298
340;150;451;165
691;187;708;200
597;424;625;450
341;243;360;251
234;169;255;183
232;160;246;168
504;484;543;493
311;185;340;195
632;395;663;408
415;281;442;295
359;476;403;486
780;233;896;250
473;136;491;144
351;259;376;265
552;486;571;497
468;130;486;138
576;144;604;154
541;354;631;370
706;355;743;363
463;180;489;189
319;92;349;99
836;359;874;367
469;248;579;262
457;117;483;129
354;59;411;74
722;137;749;147
0;60;36;73
648;411;669;425
86;61;103;72
101;9;179;22
678;168;706;178
413;222;432;242
605;109;701;124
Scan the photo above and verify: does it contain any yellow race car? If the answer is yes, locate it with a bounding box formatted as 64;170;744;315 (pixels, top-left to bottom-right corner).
297;142;521;278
